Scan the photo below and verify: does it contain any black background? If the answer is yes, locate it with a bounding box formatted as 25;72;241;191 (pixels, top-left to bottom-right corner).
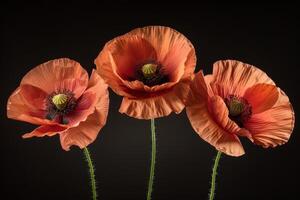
1;2;299;200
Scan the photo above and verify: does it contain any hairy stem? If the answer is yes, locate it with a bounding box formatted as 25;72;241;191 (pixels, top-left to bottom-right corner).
209;151;222;200
83;147;97;200
147;119;156;200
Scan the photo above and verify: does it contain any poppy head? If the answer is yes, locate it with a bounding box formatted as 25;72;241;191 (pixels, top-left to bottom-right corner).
95;26;196;119
7;58;109;150
186;60;295;156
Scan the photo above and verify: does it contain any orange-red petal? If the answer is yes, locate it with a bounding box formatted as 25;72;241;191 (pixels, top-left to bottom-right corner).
21;58;88;98
65;70;108;127
121;79;177;94
186;71;208;106
109;35;157;80
244;89;294;148
22;125;67;138
60;72;109;150
95;26;196;99
119;79;191;119
19;84;48;110
186;72;245;156
129;26;196;82
186;98;244;157
209;60;275;98
95;41;137;98
208;95;241;134
65;92;96;126
188;72;242;134
7;85;54;125
243;83;279;114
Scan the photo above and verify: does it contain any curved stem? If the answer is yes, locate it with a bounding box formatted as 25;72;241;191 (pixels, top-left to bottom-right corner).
209;151;222;200
83;147;97;200
147;119;156;200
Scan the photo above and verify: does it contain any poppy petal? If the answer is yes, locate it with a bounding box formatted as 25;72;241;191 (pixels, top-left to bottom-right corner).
243;83;279;114
64;70;108;126
22;124;67;138
186;100;244;157
121;79;180;98
7;86;54;125
95;44;137;98
96;34;175;98
109;35;157;80
64;92;96;126
244;90;294;148
189;72;241;134
130;26;196;82
209;95;241;134
119;79;191;119
59;102;109;150
210;60;275;98
60;75;109;150
19;84;48;109
54;78;89;99
21;58;88;98
95;26;196;99
186;71;208;106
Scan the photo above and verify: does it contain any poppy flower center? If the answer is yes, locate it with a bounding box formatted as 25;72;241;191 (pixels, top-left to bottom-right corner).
52;94;68;110
46;91;77;124
136;62;169;86
224;95;252;127
141;63;158;78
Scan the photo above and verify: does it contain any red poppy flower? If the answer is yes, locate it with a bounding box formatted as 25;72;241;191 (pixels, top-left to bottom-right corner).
7;58;109;150
95;26;196;119
186;60;295;156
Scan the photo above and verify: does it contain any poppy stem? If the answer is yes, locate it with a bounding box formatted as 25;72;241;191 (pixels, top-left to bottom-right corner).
83;147;97;200
147;118;156;200
209;151;222;200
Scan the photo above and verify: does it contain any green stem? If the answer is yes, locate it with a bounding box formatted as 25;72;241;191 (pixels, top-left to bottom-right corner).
209;151;222;200
147;119;156;200
83;147;97;200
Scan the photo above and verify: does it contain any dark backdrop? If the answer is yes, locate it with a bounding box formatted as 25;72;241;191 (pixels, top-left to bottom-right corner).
1;2;299;200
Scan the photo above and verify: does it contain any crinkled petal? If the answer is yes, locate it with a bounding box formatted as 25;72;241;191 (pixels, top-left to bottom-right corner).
109;35;157;80
95;44;137;98
186;71;208;106
186;100;244;157
7;86;55;125
244;89;294;148
243;83;279;114
129;26;196;82
209;60;275;98
122;79;177;94
65;70;108;127
21;58;88;98
119;79;191;119
22;125;67;138
60;75;109;150
186;71;245;156
95;26;196;98
208;95;241;134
